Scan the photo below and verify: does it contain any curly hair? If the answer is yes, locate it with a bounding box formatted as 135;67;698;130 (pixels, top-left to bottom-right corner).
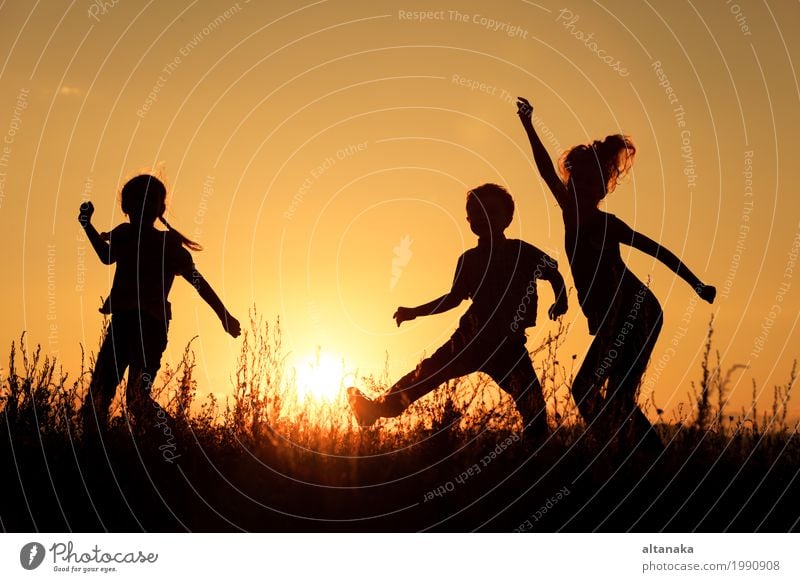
558;134;636;201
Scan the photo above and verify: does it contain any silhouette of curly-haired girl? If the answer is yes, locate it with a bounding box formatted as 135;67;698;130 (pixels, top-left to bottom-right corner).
516;97;715;447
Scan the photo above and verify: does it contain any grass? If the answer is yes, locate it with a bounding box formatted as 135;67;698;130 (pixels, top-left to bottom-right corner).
1;312;798;532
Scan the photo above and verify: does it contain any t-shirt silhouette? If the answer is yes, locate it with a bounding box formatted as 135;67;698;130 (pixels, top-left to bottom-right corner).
451;238;558;338
564;210;639;334
100;224;194;321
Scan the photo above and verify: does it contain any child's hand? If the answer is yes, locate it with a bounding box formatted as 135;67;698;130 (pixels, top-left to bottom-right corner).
393;307;417;327
516;97;533;126
548;297;568;320
697;284;716;304
78;201;94;227
223;314;241;338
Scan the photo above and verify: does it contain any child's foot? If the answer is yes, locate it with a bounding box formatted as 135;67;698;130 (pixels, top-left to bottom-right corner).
347;387;382;427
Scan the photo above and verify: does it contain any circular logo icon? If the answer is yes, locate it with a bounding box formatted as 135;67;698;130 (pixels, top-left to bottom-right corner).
20;542;46;570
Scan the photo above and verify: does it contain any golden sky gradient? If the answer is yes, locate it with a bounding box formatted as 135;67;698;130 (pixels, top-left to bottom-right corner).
1;0;798;419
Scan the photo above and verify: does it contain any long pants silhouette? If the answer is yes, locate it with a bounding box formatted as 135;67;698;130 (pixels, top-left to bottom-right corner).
571;285;663;444
376;329;548;438
83;311;170;433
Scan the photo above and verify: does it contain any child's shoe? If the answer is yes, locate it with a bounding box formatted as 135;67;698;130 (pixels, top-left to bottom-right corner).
347;387;382;427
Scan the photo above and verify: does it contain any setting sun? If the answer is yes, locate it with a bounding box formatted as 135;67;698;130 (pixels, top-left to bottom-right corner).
292;350;352;403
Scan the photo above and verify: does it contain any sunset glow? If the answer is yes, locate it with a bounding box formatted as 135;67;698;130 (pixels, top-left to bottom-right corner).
0;0;797;424
292;350;352;403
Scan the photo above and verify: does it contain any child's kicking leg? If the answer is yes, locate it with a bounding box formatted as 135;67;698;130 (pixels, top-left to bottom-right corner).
482;337;549;441
348;332;474;427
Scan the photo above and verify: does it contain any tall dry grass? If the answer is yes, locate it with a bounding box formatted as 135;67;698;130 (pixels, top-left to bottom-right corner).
1;312;798;531
1;312;796;452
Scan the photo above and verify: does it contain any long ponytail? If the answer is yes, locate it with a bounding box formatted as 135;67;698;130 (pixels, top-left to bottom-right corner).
159;215;203;251
121;172;204;251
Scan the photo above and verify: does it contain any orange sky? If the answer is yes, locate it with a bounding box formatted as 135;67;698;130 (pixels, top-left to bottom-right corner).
1;0;798;420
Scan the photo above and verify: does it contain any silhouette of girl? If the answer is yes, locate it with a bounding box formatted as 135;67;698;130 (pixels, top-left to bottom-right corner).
516;97;715;446
78;174;240;434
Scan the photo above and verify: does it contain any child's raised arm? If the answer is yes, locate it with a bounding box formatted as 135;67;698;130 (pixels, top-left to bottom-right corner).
394;293;463;327
186;269;242;337
78;202;114;265
626;228;716;303
516;97;568;207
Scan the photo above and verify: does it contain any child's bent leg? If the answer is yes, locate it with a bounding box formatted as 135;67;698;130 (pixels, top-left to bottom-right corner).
126;366;163;425
606;307;663;447
125;315;170;428
83;320;129;433
484;340;548;440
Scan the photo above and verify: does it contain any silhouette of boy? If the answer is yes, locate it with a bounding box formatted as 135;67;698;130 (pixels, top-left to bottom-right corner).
348;184;567;439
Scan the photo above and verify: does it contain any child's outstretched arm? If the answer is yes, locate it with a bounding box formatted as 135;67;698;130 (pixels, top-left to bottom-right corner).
187;270;242;337
627;229;716;303
516;97;568;207
395;255;471;326
394;293;463;327
78;202;113;265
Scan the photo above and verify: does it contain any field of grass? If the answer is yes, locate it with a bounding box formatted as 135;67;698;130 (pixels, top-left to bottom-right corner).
1;314;798;532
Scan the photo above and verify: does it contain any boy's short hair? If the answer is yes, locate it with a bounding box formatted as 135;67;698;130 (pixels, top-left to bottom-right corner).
466;183;515;229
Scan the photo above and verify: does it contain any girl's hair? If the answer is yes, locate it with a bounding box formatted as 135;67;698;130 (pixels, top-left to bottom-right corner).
466;183;515;229
558;134;636;200
120;174;202;251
